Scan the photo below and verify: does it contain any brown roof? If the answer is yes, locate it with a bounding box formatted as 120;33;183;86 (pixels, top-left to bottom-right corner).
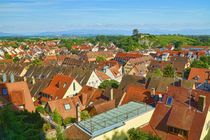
47;96;85;119
188;67;210;83
118;75;146;91
65;124;91;140
92;100;115;115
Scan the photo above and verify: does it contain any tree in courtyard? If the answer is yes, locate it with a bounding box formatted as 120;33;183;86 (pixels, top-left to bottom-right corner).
153;69;163;77
52;108;62;125
163;64;176;78
32;58;42;66
13;56;20;63
96;55;107;61
56;125;65;140
99;79;119;90
81;110;90;121
190;60;209;69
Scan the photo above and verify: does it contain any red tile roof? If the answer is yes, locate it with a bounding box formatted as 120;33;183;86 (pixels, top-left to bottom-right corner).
47;96;85;119
188;67;210;83
148;86;210;140
78;85;103;107
95;70;110;81
0;81;35;112
42;74;74;100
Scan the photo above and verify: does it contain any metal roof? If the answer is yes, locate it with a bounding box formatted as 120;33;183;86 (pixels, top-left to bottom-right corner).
77;101;154;138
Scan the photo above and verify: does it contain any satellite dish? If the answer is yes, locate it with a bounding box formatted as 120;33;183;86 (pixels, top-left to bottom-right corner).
2;73;6;82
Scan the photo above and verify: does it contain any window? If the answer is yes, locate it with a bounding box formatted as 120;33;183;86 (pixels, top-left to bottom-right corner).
63;82;67;88
2;88;8;96
166;96;173;105
73;83;76;91
56;81;60;88
64;104;71;110
168;126;188;138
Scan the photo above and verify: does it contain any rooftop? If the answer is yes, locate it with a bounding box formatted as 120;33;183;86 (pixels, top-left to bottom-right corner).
77;101;154;137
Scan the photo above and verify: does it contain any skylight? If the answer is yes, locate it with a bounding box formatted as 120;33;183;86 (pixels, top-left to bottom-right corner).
63;82;67;88
64;104;71;110
166;96;173;106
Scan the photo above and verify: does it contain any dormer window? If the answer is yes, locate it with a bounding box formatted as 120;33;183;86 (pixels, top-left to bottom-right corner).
195;76;199;82
63;82;67;88
56;81;60;88
166;96;173;106
64;103;71;110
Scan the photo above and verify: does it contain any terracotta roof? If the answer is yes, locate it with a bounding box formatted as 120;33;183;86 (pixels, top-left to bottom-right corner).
0;81;35;112
121;85;163;105
78;85;103;107
148;86;210;140
94;70;110;81
109;64;122;78
188;67;210;83
42;74;74;100
47;96;85;119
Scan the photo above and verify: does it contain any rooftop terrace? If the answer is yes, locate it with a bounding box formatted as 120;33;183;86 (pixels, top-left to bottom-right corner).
76;101;154;138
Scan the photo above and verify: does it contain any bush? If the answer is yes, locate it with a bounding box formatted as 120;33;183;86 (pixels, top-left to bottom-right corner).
36;106;45;114
63;117;76;125
99;79;119;90
42;123;51;132
81;110;90;121
52;109;62;125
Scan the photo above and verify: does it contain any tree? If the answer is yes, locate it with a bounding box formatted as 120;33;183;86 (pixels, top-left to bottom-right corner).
153;69;163;77
174;41;183;51
42;123;51;132
199;56;210;66
63;117;76;125
4;52;13;59
81;110;90;121
133;29;139;36
72;49;78;54
13;56;20;63
163;64;176;78
56;125;65;140
96;55;107;61
36;106;45;114
32;58;42;66
190;60;209;69
0;105;45;140
127;128;160;140
52;109;62;125
99;79;119;90
184;67;191;79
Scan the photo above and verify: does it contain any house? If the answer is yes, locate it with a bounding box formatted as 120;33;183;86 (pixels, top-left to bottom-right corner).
45;96;85;119
105;64;123;82
40;74;82;104
118;74;146;91
128;63;148;77
86;70;110;88
0;81;35;112
124;55;153;74
181;46;210;51
146;76;195;93
114;53;143;65
77;85;103;108
64;101;155;140
89;100;115;116
121;85;164;105
141;86;210;140
85;51;114;61
188;68;210;91
166;45;174;51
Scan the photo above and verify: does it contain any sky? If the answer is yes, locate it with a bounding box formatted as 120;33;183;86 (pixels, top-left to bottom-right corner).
0;0;210;34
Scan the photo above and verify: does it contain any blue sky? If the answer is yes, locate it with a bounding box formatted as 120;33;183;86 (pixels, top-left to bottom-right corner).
0;0;210;34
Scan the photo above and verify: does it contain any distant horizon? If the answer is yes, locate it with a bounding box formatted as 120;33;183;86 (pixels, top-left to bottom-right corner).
1;0;210;35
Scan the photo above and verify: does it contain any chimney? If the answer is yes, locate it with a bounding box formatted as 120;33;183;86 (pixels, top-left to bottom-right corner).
76;102;81;122
151;88;155;97
32;76;35;85
110;88;113;101
197;95;206;112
